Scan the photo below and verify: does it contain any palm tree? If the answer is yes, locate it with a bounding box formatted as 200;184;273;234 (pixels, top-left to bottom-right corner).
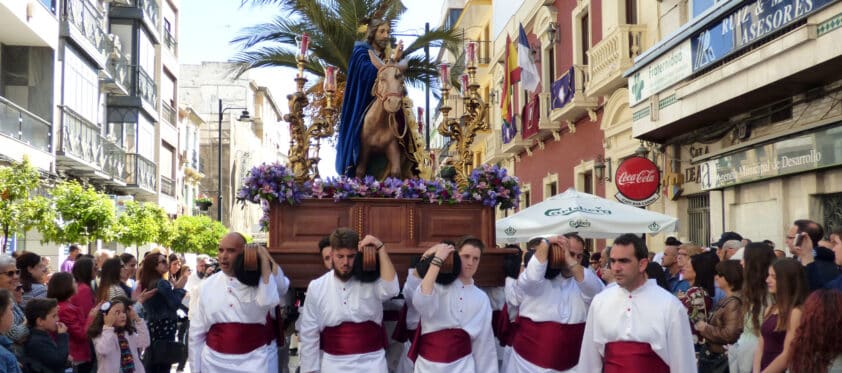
231;0;462;91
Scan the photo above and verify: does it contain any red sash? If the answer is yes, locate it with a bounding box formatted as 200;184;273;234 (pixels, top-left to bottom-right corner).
320;321;386;355
512;317;585;371
407;327;471;363
207;318;275;354
493;303;516;347
604;341;669;373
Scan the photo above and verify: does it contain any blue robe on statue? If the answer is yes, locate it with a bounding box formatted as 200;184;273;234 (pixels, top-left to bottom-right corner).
336;42;380;176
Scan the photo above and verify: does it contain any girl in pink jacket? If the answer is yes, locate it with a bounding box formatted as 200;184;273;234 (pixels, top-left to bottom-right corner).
88;296;150;372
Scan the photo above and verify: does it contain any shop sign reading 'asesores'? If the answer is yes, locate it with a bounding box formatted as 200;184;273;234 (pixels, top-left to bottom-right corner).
615;156;661;207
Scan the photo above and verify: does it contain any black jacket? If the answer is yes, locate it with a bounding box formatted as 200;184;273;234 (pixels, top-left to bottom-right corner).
806;246;841;292
23;328;68;373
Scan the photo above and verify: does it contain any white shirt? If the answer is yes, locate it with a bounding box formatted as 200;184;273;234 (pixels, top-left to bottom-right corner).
396;270;422;373
507;256;605;373
503;277;521;322
578;280;697;373
298;271;399;373
188;269;290;373
412;280;499;373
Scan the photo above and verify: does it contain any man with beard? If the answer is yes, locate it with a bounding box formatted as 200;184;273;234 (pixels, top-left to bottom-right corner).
299;228;399;373
188;233;290;373
410;237;498;372
579;234;695;373
335;18;407;177
505;234;604;372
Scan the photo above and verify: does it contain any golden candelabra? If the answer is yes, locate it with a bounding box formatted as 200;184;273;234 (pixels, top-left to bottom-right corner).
437;63;489;189
284;55;337;183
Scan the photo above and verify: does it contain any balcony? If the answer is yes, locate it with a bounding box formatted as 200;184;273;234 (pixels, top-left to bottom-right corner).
550;64;598;125
500;116;533;155
586;24;646;97
482;130;508;164
111;0;159;31
0;96;52;154
163;30;177;55
161;101;176;125
56;107;114;181
134;66;158;110
103;140;126;184
61;0;109;67
102;47;131;95
125;153;157;194
160;175;175;196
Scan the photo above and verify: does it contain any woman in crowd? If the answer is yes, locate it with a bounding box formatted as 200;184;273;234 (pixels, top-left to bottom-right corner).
69;257;96;321
120;253;138;292
0;254;27;359
696;259;744;372
97;258;128;303
754;258;807;372
88;296;149;372
789;289;842;373
0;289;21;373
730;242;776;373
167;254;182;284
17;252;47;307
138;252;187;373
678;250;717;350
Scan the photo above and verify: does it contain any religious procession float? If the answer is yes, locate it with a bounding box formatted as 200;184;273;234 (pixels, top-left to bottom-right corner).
235;28;520;288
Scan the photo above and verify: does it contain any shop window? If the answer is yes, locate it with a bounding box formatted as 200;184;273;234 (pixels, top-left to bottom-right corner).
688;194;710;246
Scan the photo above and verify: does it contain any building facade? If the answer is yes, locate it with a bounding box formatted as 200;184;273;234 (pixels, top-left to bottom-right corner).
627;0;842;250
179;62;289;235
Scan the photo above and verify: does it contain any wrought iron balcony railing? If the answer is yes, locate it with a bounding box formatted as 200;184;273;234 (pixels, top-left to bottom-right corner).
135;66;158;109
0;96;52;153
125;153;157;192
62;0;109;58
161;175;175;196
58;106;103;168
103;140;126;181
163;30;177;54
161;101;176;125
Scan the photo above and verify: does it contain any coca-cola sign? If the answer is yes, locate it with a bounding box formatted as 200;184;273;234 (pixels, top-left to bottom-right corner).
615;156;661;207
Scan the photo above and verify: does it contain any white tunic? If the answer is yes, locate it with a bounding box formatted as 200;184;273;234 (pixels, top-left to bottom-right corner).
188;269;290;373
578;280;697;373
500;277;520;373
483;285;507;364
298;271;400;373
507;256;605;373
396;270;422;373
412;280;499;373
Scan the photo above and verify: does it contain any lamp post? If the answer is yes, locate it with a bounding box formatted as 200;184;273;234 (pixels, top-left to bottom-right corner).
217;98;251;223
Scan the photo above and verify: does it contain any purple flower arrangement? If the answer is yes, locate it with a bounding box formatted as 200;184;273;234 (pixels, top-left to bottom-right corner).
237;163;520;230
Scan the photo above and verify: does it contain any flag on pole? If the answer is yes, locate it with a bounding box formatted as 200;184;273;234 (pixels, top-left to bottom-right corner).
501;34;519;144
518;23;540;93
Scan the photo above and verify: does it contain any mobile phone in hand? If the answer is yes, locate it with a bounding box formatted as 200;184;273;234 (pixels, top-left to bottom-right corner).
794;232;805;247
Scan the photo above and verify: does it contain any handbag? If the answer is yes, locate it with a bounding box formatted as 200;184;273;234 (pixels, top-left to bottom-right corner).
143;340;186;366
697;344;729;373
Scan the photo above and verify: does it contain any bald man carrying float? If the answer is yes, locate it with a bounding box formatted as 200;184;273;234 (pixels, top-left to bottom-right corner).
189;232;290;373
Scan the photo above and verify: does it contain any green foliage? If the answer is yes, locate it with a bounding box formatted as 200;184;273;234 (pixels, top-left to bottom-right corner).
0;157;51;251
169;215;227;256
231;0;462;89
42;181;116;245
115;201;174;249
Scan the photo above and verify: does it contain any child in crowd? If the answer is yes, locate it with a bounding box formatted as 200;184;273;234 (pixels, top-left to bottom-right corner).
48;272;91;371
23;298;70;373
88;296;149;373
0;289;21;373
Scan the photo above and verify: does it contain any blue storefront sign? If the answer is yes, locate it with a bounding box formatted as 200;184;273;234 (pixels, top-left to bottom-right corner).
692;0;836;72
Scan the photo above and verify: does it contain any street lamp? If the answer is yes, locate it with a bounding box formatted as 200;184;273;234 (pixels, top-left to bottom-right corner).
217;98;251;223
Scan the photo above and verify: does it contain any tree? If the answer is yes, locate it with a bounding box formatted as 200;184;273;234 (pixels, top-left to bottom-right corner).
42;181;117;247
0;157;51;252
169;215;227;256
115;201;174;250
231;0;461;97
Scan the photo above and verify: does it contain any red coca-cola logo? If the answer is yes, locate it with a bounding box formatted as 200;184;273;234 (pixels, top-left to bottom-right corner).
615;156;660;201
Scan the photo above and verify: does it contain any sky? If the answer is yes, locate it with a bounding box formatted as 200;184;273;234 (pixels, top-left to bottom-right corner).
179;0;446;177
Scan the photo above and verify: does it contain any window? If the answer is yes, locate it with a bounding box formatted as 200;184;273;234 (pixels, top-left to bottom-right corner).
520;184;532;210
625;0;638;24
137;114;155;157
444;9;462;29
580;12;590;65
583;170;593;194
1;45;54;121
160;142;174;180
138;28;155;75
572;1;591;66
544;173;559;200
688;194;710;246
63;46;100;124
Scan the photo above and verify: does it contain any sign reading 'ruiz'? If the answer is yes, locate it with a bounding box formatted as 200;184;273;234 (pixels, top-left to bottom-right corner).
615;156;661;207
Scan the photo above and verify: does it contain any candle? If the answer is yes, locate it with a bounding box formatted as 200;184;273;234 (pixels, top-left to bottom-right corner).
466;41;477;66
299;32;310;58
460;73;470;97
439;63;450;90
323;66;337;92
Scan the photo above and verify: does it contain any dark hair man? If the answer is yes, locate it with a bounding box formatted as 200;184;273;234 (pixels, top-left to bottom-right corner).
298;228;398;372
409;237;498;372
788;219;840;291
579;233;695;372
189;232;290;373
